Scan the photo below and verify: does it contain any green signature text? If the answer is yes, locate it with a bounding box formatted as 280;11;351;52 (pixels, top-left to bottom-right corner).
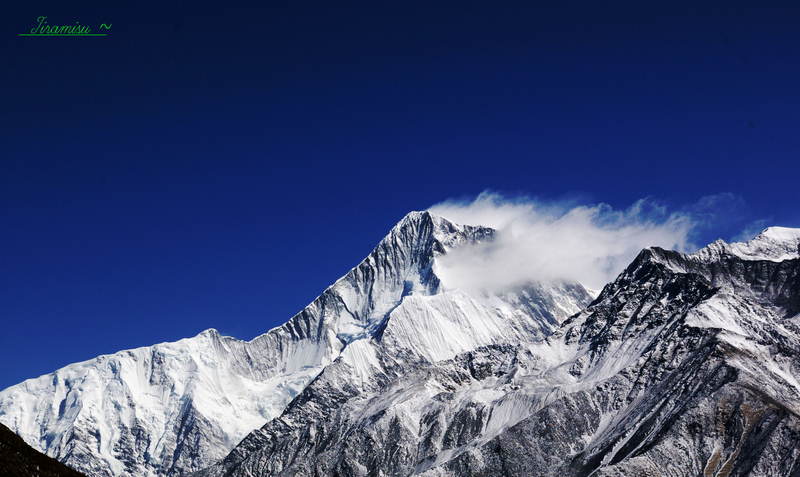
20;16;111;36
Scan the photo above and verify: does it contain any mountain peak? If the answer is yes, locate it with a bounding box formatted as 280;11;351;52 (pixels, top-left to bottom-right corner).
200;221;800;477
757;226;800;242
387;210;494;248
0;210;590;477
396;209;434;225
683;226;800;264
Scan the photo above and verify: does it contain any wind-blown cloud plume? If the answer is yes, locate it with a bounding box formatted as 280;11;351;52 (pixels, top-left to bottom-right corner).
428;193;696;292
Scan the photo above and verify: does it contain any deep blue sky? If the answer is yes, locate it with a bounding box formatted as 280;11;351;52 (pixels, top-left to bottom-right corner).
1;1;799;391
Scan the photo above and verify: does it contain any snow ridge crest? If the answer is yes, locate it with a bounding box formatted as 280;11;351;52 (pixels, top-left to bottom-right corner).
690;226;800;263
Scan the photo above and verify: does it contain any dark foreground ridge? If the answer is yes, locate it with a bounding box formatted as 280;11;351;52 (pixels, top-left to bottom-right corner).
0;422;87;477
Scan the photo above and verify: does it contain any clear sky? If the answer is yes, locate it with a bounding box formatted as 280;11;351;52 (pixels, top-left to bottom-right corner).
2;0;799;391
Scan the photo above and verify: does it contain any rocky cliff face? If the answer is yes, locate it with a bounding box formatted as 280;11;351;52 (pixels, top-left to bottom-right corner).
0;211;594;477
196;228;800;477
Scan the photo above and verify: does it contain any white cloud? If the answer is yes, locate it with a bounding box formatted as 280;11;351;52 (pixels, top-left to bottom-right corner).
428;192;696;292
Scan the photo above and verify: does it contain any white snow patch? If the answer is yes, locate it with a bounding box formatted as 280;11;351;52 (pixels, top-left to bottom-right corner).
684;298;749;336
761;226;800;242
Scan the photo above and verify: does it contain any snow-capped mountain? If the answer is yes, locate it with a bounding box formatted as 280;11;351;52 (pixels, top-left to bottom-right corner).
0;212;594;477
196;227;800;476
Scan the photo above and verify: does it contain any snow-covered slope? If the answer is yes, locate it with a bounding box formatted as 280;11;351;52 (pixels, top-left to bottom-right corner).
0;211;594;477
0;421;87;477
0;329;325;477
197;227;800;477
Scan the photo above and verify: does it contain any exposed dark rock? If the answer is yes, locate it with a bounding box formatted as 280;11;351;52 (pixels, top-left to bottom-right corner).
0;422;86;477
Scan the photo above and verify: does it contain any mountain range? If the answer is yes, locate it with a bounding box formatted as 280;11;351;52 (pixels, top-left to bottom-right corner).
1;211;799;476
